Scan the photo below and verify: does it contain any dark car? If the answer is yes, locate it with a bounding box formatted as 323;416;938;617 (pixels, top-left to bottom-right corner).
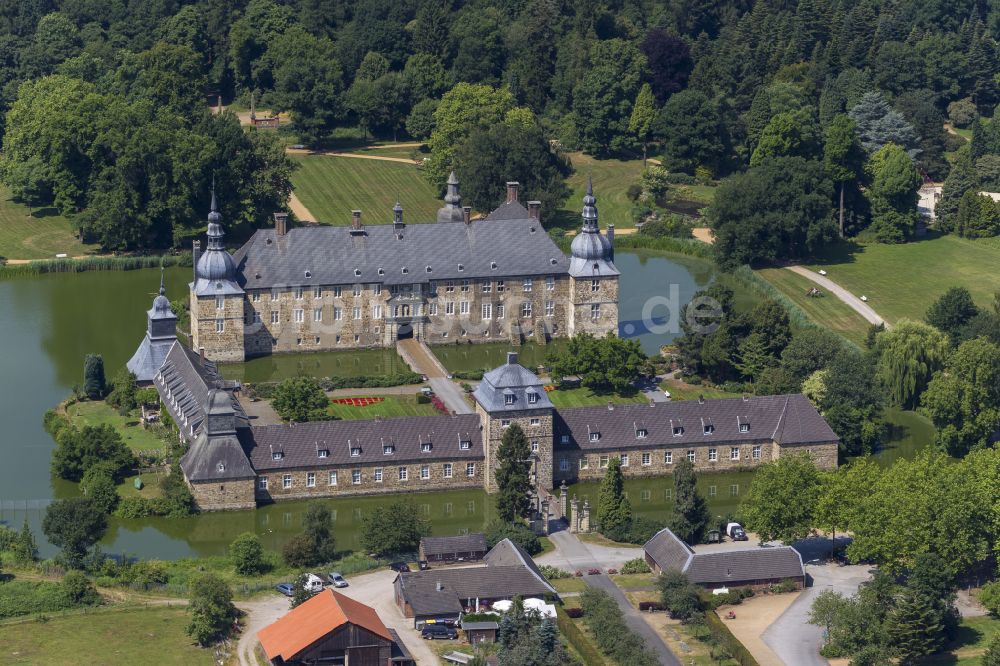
390;561;411;573
275;583;294;597
421;624;458;640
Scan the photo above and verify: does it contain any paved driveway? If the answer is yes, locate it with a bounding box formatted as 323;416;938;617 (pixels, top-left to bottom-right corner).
785;265;887;327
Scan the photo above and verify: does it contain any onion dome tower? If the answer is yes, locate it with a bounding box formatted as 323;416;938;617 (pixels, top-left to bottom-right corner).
568;177;618;278
437;171;466;223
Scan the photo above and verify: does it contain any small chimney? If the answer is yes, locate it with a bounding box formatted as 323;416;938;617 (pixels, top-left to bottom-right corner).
527;201;541;220
506;181;519;204
698;394;705;404
607;402;614;411
351;210;362;229
199;347;206;365
462;206;472;225
192;240;201;283
273;212;288;236
607;223;614;261
506;351;518;365
436;581;443;592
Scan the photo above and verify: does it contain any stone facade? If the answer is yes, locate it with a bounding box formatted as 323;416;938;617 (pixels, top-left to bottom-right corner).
254;458;485;503
190;290;245;362
475;401;555;493
568;275;620;337
188;477;256;511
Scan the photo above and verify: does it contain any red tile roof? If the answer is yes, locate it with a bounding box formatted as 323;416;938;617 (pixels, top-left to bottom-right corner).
258;589;392;662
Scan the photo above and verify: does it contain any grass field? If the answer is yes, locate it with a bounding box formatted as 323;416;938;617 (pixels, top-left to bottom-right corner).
807;234;1000;324
326;394;439;420
290;155;439;224
545;387;648;408
556;152;645;230
0;185;98;260
659;378;742;401
920;615;1000;665
66;400;168;453
0;606;214;666
757;267;872;346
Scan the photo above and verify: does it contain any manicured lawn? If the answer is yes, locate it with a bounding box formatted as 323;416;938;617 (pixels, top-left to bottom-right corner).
0;606;214;665
0;185;99;260
918;615;1000;665
807;234;1000;324
537;536;555;557
545;387;648;409
556;152;645;231
117;471;165;499
326;394;439;420
552;577;588;593
659;378;742;402
349;143;425;160
756;267;872;346
610;573;657;589
66;400;168;453
432;341;567;375
290;154;440;224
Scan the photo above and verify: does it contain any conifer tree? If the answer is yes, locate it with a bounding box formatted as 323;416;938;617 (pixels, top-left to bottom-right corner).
596;457;632;539
668;459;710;544
885;589;946;664
495;424;533;522
629;83;656;166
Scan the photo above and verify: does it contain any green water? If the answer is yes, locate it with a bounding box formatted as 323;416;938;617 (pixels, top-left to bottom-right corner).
220;348;410;383
0;253;934;559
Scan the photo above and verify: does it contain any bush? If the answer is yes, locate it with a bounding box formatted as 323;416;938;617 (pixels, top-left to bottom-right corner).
580;587;660;666
664;171;698;185
626;517;665;545
640;166;670;200
564;607;584;618
538;565;571;580
43;409;70;437
106;368;138;412
639;601;667;612
637;214;694;239
620;558;651;575
415;393;431;404
229;533;268;576
948;97;978;128
978;581;1000;616
271;377;332;422
451;370;485;380
626;183;642;201
769;580;798;594
706;586;755;610
136;387;159;407
62;570;100;605
0;580;86;619
657;570;704;623
485;521;541;555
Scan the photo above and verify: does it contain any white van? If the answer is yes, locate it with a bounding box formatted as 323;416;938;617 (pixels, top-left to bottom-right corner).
303;573;325;592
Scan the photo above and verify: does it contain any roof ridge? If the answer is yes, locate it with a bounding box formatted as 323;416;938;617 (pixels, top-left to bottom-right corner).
771;395;790;441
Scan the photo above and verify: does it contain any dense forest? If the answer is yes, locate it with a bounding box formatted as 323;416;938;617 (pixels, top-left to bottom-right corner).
0;0;998;254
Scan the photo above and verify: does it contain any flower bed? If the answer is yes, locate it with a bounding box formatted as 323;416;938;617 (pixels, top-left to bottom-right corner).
330;397;385;407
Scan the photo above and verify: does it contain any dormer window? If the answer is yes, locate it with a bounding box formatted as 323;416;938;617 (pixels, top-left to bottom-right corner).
421;442;433;452
459;440;471;450
401;267;409;274
350;447;361;457
636;428;648;439
272;451;284;460
672;426;683;436
378;267;385;276
457;263;464;271
304;270;312;278
491;261;498;270
504;394;515;405
527;392;538;404
740;423;749;433
383;444;395;455
318;449;329;458
426;266;432;273
217;462;225;472
354;268;361;276
589;432;601;442
704;424;715;435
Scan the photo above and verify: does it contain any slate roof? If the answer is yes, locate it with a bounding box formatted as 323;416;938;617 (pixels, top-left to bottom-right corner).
644;528;805;586
553;394;837;451
472;353;554;413
258;589;392;663
397;538;556;617
230;217;568;290
246;413;483;471
155;341;246;439
127;335;175;384
180;429;256;481
485;200;530;221
420;533;488;557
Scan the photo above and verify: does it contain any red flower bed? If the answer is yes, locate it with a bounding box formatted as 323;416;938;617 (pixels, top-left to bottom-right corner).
587;568;601;575
331;397;385;407
430;396;449;414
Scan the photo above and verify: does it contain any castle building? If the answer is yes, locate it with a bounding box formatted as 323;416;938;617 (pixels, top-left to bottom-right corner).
126;269;178;384
189;176;619;362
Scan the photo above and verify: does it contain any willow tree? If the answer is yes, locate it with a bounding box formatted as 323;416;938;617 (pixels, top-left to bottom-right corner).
872;319;950;409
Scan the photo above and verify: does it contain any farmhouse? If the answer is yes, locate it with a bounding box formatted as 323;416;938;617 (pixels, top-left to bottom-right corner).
393;538;556;627
189;176;619;362
643;527;806;590
257;588;413;665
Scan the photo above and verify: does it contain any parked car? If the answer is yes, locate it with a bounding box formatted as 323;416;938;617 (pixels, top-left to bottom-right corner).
726;522;748;541
418;560;429;570
302;573;325;592
327;572;348;588
390;561;411;573
275;583;294;597
421;624;458;640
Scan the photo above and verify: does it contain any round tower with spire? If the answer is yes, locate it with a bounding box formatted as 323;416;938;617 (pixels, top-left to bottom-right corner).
190;183;246;363
567;178;620;337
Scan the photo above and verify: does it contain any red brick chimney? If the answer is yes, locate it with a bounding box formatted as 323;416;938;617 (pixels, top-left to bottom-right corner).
273;212;288;236
527;201;541;220
506;181;519;204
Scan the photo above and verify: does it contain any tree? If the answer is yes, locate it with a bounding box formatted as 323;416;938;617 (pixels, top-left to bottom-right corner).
820;347;885;457
657;90;728;175
741;454;821;544
937;147;976;231
866;143;922;243
921;337;1000;456
83;354;106;399
572;39;646;155
640;29;692;103
984;634;1000;666
596;457;632;540
657;570;703;623
629;84;656;166
823;115;866;237
12;519;37;564
815;458;883;549
780;328;844;382
282;533;319;568
545;334;646;393
750;108;822;166
710;157;836;270
885;589;946;664
452;121;571;223
494;424;533;522
405;98;437;141
20;13;82;79
361;500;430;557
485;520;541;555
809;589;850;641
734;333;773;383
291;572;317;608
80;463;121;514
106;368;138;413
955;191;1000;238
229;532;267;576
925;287;979;341
51;424;135;482
668;459;710;545
848;92;919;155
42;498;107;568
271;377;331;422
871;320;950;409
301;502;337;563
186;574;237;646
268;26;343;145
62;570;100;606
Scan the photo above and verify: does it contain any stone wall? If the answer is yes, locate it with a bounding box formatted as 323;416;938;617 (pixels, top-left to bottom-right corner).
254;457;485;503
773;440;838;470
189;477;256;511
568;276;619;337
477;402;554;492
191;292;245;362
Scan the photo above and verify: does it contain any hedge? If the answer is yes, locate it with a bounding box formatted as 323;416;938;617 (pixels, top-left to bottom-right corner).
705;610;761;666
0;580;93;619
555;606;603;665
579;587;660;666
248;372;422;399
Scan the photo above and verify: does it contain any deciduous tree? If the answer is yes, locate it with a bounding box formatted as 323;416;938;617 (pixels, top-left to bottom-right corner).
42;498;107;568
741;454;821;544
361;500;430;557
186;574;237;646
871;320;950;409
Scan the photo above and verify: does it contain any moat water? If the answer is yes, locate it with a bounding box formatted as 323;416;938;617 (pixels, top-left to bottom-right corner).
0;253;933;558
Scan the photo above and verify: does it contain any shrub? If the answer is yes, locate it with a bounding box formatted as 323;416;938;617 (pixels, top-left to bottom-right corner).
626;183;642;201
271;377;332;422
657;570;704;623
769;580;798;594
640;166;670;200
0;580;85;619
538;565;571;580
587;568;601;575
607;568;618;575
639;601;667;612
485;521;540;555
451;370;484;380
43;409;70;437
575;570;584;577
664;171;697;185
415;393;431;404
621;558;651;575
114;496;153;519
978;581;1000;616
106;368;138;412
564;607;584;618
626;517;665;545
136;387;159;407
62;570;100;605
229;533;268;576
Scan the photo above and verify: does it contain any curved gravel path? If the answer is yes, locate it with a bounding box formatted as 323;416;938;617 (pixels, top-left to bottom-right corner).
785;265;888;328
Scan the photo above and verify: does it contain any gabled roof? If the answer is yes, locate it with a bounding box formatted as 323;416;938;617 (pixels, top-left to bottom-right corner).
553;394;837;451
155;341;245;439
420;533;488;557
485;200;530;221
643;528;694;574
483;539;555;595
258;589;392;662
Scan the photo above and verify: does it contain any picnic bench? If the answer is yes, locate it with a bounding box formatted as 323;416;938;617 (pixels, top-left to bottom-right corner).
441;652;476;665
